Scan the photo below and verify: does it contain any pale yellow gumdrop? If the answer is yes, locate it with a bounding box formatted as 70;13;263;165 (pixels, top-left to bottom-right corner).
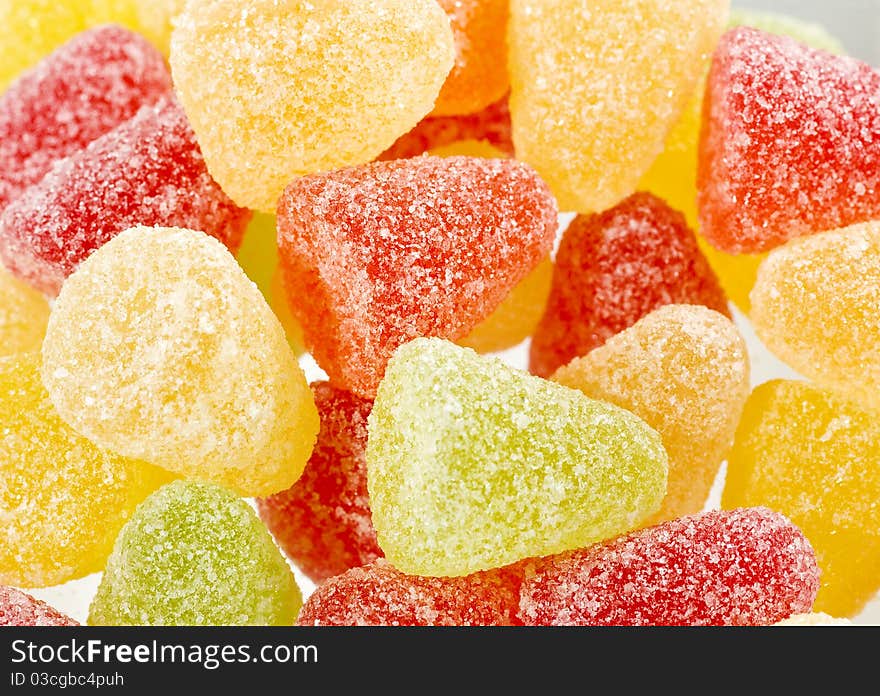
750;222;880;409
170;0;455;212
553;305;749;526
774;613;852;626
0;265;50;357
459;255;553;354
507;0;728;214
0;352;172;587
42;226;319;497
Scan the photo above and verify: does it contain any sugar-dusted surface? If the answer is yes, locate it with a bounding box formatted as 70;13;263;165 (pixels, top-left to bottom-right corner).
0;25;172;213
0;265;50;357
257;382;381;584
553;305;749;527
277;156;557;398
378;96;514;160
88;481;301;626
432;0;509;117
508;0;728;213
774;613;851;626
722;379;880;617
698;27;880;254
0;97;250;296
42;226;319;497
519;507;819;626
640;11;844;315
459;255;553;354
750;221;880;408
529;192;730;378
0;353;170;588
297;559;522;627
170;0;454;212
367;338;667;577
0;586;77;626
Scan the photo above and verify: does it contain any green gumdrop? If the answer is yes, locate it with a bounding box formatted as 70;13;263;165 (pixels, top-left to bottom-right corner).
366;338;668;577
88;480;301;626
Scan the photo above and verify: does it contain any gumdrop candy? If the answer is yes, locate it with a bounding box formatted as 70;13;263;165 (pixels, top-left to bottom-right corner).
170;0;454;212
41;226;319;498
0;352;171;588
750;222;880;409
698;27;880;255
508;0;728;213
89;480;302;626
0;97;250;296
277;156;557;398
553;305;749;526
0;586;77;626
269;268;305;356
257;382;381;584
774;613;851;626
432;0;509;117
0;266;50;358
458;255;553;354
366;338;668;577
429;139;508;160
0;25;172;213
529;192;729;379
379;96;514;161
519;507;819;626
132;0;185;55
297;560;522;626
722;379;880;618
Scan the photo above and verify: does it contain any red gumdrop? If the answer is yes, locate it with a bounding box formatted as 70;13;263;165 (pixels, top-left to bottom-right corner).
296;560;524;626
256;382;381;584
698;27;880;254
0;97;251;296
0;25;172;212
0;586;78;626
378;95;514;160
277;155;557;397
519;507;820;626
529;192;729;378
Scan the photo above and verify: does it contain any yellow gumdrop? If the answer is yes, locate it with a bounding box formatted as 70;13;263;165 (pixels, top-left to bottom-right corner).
170;0;455;212
722;380;880;617
508;0;728;214
235;212;279;302
42;226;319;497
774;613;851;626
751;222;880;409
553;304;749;526
459;255;553;354
0;352;171;587
0;265;50;357
640;10;844;314
428;139;508;159
131;0;186;55
270;269;305;357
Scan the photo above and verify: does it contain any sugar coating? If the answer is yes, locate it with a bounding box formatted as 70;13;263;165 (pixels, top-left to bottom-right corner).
133;0;186;55
698;28;880;255
459;255;553;354
774;613;851;627
89;480;302;626
170;0;455;212
0;97;251;297
553;305;749;527
0;25;172;213
297;559;522;626
728;9;845;55
42;226;319;497
508;0;729;213
519;507;819;626
0;586;77;626
277;156;558;398
379;96;514;161
0;265;50;357
367;338;668;577
0;353;171;588
723;380;880;618
750;222;880;409
257;382;381;584
432;0;509;117
529;193;730;379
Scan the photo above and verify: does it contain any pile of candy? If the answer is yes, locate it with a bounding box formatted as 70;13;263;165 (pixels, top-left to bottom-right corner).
2;0;878;627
